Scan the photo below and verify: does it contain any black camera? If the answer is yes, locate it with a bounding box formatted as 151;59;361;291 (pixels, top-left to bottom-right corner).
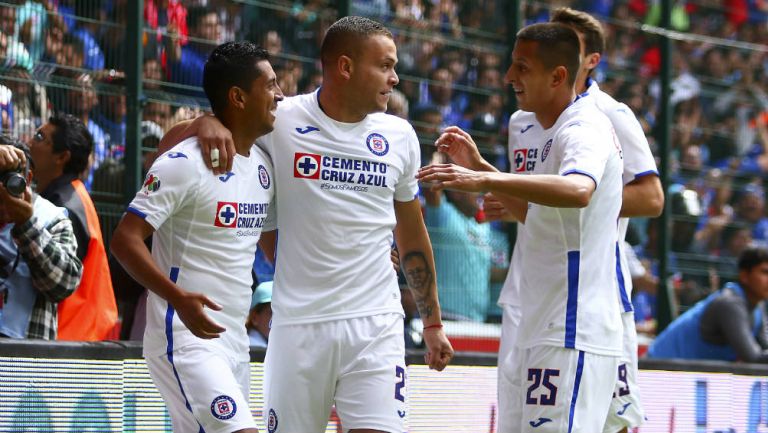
0;168;27;197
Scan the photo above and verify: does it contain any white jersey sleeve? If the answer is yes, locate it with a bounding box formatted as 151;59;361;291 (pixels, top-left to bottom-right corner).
394;126;420;202
606;102;658;184
557;119;613;185
128;140;200;228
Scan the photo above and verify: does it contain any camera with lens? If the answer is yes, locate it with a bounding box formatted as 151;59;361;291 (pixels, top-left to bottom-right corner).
0;165;27;198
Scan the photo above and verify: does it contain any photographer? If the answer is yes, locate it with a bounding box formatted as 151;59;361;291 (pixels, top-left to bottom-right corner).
0;135;82;339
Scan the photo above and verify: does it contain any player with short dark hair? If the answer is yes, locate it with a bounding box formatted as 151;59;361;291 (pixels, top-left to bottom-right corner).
111;41;282;433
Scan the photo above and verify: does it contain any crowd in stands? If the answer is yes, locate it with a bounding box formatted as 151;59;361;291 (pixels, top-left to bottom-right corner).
0;0;767;342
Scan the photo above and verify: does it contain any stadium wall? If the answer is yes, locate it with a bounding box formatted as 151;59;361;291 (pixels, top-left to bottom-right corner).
2;341;768;432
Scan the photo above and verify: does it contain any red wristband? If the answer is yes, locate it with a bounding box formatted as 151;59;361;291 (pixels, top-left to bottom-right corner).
423;324;443;331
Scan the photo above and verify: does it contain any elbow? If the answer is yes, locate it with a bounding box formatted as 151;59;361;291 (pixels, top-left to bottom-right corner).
647;190;665;217
572;187;593;208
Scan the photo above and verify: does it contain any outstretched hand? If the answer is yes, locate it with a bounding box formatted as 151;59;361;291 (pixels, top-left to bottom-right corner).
435;126;484;169
423;327;454;371
417;163;490;193
173;291;226;339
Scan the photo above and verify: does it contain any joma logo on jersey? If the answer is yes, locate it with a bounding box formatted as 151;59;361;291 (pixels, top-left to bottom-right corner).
514;148;538;172
294;153;321;179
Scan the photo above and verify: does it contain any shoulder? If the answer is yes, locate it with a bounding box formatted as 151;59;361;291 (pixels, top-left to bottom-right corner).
153;137;206;170
369;112;414;131
709;288;748;313
508;110;536;129
276;92;312;115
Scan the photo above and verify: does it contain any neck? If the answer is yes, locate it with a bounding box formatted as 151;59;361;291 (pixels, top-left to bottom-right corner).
535;89;576;129
318;84;366;123
220;116;259;156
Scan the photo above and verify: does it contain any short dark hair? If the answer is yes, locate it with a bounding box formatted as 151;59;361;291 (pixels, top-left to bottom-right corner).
550;7;606;56
203;41;270;117
738;246;768;271
48;113;93;175
320;16;392;67
516;23;581;87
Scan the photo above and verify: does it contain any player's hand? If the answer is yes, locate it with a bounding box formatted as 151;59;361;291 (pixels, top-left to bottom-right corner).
390;248;400;273
416;163;489;193
196;115;235;175
435;126;483;169
423;326;454;371
172;291;226;339
482;193;511;222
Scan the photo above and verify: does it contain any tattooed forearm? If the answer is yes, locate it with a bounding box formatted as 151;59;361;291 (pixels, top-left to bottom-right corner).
402;251;437;320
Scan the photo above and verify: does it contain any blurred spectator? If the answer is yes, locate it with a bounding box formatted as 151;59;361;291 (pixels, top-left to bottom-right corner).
410;104;444;164
247;281;273;349
0;135;82;339
92;71;127;159
731;183;768;245
2;66;48;141
28;113;117;340
422;153;491;322
166;6;220;94
647;246;768;362
71;0;106;71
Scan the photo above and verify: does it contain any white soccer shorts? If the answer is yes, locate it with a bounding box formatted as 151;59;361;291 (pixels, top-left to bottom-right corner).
518;345;619;433
263;313;406;433
603;312;645;433
498;303;523;433
145;343;256;433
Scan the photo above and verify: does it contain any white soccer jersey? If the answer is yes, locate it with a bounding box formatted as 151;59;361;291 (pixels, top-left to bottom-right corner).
588;78;659;312
257;90;419;325
513;95;624;356
129;138;274;361
497;110;539;308
499;81;658;314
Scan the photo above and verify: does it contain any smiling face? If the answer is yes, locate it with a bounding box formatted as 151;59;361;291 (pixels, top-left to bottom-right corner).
348;34;400;116
504;39;553;114
242;60;284;137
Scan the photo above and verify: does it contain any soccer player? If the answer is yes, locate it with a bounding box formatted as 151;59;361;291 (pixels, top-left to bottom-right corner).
111;42;283;433
418;22;623;432
160;16;454;433
550;8;664;433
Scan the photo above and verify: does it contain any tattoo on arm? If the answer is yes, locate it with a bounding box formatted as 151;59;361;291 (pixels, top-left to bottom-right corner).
402;251;436;320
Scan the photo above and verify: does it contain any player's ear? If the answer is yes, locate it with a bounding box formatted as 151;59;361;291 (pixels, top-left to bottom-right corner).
228;86;247;110
585;52;601;71
551;65;568;88
338;55;353;80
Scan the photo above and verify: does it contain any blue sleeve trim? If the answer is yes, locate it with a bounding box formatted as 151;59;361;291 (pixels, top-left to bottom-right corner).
126;206;148;219
633;170;659;180
561;169;598;188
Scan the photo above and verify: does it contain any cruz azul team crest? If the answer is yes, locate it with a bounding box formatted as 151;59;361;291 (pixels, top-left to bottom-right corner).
366;133;389;156
210;395;236;420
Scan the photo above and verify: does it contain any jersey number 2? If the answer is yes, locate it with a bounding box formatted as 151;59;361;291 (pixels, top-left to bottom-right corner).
395;366;406;402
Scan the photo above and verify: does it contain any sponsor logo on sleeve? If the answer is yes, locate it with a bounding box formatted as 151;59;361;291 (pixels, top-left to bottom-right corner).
141;173;161;195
